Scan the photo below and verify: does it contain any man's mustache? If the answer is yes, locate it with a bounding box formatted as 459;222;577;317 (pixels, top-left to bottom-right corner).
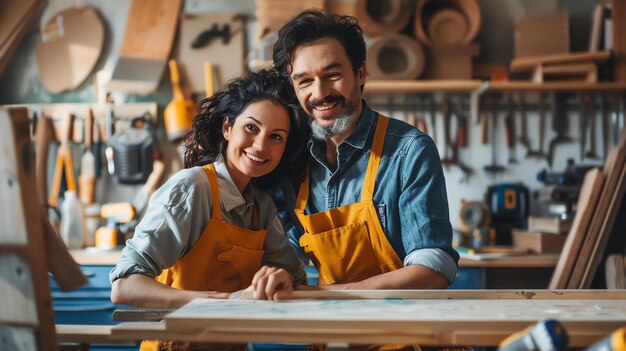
306;95;345;110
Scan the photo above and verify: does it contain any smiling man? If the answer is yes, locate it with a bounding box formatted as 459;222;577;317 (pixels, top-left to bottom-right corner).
250;9;459;297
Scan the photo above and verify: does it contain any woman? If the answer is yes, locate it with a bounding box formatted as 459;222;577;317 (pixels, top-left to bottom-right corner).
109;69;308;351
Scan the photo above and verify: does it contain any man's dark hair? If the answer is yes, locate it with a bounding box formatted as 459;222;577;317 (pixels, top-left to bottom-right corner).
273;9;366;79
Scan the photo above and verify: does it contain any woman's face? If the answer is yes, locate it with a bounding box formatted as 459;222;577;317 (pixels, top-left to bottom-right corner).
222;100;291;192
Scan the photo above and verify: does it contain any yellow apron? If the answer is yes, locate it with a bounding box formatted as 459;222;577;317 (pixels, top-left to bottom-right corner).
141;163;267;351
295;115;403;286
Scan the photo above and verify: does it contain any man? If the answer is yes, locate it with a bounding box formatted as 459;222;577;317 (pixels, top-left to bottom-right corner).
252;9;458;299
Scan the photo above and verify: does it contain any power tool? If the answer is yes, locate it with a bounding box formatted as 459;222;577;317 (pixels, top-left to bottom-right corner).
498;319;569;351
584;327;626;351
485;183;529;245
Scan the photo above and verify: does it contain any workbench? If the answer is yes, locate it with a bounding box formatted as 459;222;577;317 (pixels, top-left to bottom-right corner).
55;290;626;348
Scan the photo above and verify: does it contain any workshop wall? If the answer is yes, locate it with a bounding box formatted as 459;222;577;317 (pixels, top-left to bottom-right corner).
0;0;606;233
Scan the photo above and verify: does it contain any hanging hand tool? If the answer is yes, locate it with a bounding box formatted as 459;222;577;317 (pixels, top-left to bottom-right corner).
518;93;531;152
49;113;77;208
441;97;454;166
164;59;195;142
78;108;96;204
484;94;506;175
601;93;610;160
548;92;574;169
428;95;437;143
584;93;600;160
454;106;473;182
505;93;518;164
578;93;590;161
36;114;55;208
526;92;548;161
441;97;473;182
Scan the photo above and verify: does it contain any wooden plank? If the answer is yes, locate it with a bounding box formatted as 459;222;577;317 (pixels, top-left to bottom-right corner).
0;1;44;74
0;254;37;325
239;289;626;300
119;0;181;60
580;149;626;288
55;324;135;344
510;51;611;72
489;81;626;91
549;168;604;289
108;0;182;94
568;146;626;288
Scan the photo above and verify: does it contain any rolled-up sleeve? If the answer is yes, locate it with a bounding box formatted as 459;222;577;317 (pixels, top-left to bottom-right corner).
399;135;459;284
109;169;211;283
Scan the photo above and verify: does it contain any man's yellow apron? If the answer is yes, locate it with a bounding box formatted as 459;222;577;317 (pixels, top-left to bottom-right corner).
141;163;267;351
295;115;403;285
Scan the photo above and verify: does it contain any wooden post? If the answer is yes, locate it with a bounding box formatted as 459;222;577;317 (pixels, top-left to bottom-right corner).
613;0;626;81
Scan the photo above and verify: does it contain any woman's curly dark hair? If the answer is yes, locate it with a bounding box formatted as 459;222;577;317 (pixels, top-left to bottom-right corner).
184;68;309;184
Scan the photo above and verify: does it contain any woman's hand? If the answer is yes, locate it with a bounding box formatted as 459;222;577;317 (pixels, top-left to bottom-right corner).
249;265;293;300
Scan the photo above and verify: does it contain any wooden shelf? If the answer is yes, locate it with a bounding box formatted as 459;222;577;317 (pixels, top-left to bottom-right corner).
364;79;626;93
459;254;559;268
364;80;484;93
490;81;626;91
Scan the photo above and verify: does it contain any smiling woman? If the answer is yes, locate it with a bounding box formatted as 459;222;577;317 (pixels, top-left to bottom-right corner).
109;68;309;351
222;100;290;192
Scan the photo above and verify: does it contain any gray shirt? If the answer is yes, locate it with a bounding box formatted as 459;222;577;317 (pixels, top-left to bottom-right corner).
109;157;307;286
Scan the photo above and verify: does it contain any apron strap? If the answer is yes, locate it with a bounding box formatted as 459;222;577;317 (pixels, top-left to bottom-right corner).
294;162;310;212
202;164;223;221
361;114;389;202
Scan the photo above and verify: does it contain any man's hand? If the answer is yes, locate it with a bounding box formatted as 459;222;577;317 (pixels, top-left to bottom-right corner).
249;266;293;300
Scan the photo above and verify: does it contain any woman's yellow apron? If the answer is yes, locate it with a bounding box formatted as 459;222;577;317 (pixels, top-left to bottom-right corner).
295;115;403;285
141;163;266;351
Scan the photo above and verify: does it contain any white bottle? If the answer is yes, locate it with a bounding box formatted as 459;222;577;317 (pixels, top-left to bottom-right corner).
60;190;84;249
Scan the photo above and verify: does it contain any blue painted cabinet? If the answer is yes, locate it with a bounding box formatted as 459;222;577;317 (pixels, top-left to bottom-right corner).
50;265;139;351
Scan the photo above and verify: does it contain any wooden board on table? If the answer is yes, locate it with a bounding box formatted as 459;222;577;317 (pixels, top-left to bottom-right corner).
142;297;626;347
549;168;604;289
175;13;245;96
107;0;181;95
568;146;626;288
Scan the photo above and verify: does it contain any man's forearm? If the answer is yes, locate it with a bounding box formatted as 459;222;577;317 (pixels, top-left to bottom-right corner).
321;265;449;290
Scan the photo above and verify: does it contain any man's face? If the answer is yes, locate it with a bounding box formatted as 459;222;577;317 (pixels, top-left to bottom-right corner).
289;37;365;140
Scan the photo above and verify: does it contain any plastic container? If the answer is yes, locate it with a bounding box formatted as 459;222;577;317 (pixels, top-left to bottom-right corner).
60;190;84;249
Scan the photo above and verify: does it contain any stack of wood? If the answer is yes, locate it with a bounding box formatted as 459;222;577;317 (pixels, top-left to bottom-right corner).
550;132;626;289
510;51;611;83
512;216;571;254
511;10;611;83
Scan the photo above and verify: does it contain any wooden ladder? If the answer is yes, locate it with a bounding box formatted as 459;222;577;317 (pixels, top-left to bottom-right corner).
0;107;87;350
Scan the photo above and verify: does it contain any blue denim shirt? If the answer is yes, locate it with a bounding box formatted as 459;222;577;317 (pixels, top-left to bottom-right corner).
273;101;459;283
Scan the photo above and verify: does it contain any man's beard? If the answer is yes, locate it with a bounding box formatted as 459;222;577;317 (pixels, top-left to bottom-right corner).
307;95;358;141
310;111;357;140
